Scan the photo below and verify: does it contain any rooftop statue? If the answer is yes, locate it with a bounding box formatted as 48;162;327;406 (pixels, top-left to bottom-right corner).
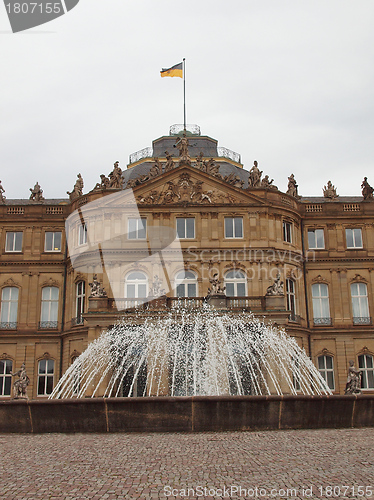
109;161;123;189
361;177;374;200
0;180;5;203
323;180;338;199
93;174;110;191
248;161;262;188
174;133;191;165
11;362;30;399
286;173;299;198
29;181;44;201
164;151;175;172
203;158;220;176
261;175;275;188
344;360;361;394
67;173;84;201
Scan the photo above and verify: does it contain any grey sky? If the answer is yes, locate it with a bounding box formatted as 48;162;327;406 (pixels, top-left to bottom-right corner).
1;0;374;199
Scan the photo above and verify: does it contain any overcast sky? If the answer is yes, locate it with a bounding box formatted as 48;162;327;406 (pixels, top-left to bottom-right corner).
1;0;374;199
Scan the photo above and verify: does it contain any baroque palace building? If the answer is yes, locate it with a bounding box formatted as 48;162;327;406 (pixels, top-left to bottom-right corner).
0;124;373;399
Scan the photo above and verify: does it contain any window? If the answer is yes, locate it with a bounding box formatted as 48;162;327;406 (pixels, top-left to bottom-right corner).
224;217;243;238
37;359;54;396
0;287;19;329
125;272;148;303
75;281;85;324
318;355;335;390
308;229;325;249
5;232;23;252
358;354;374;389
0;359;13;396
283;222;292;243
128;218;147;240
45;232;62;252
351;283;370;324
78;223;87;245
40;287;59;328
175;271;197;297
312;283;331;325
225;270;247;297
346;228;363;249
176;218;195;239
286;279;296;314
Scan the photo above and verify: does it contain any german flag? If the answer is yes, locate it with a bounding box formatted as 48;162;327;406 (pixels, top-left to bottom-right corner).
160;62;183;78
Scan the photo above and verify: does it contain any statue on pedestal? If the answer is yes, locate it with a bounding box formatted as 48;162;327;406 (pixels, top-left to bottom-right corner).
175;133;191;165
266;273;284;296
11;363;30;399
109;161;123;189
89;274;107;298
323;180;338;199
29;182;44;201
67;173;84;200
287;174;299;198
207;274;226;296
361;177;374;200
0;180;6;203
164;151;175;172
345;360;361;394
248;161;262;188
148;275;165;298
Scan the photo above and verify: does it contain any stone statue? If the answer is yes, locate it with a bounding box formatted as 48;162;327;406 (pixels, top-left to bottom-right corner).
344;360;361;394
94;174;110;191
287;174;299;198
164;151;175;172
261;175;274;188
195;152;204;170
223;172;245;188
174;133;191;165
207;274;226;296
149;160;161;178
29;181;44;201
89;274;107;298
67;173;84;200
203;158;220;176
323;180;338;199
266;273;284;296
248;161;262;188
148;275;165;297
11;363;30;399
0;180;6;203
109;161;123;189
361;177;374;200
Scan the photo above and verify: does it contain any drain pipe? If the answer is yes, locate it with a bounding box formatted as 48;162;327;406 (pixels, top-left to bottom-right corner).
60;237;68;379
300;220;312;357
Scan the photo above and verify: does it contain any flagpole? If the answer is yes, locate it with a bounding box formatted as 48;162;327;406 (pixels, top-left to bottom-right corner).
183;58;186;132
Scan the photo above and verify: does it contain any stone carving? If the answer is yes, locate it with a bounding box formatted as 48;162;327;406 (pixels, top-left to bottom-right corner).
174;133;191;165
29;182;44;201
109;161;123;189
89;274;107;298
148;275;165;297
361;177;374;200
261;175;274;188
0;180;6;203
67;173;84;200
207;274;226;296
11;363;30;399
248;161;262;188
164;151;175;172
93;174;110;191
266;273;284;296
195;152;204;169
203;158;220;176
323;181;338;199
344;360;361;394
286;174;299;198
222;172;245;188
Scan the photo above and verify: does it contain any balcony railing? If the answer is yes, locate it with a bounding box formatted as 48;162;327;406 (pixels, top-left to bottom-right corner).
313;317;332;326
38;321;59;329
353;317;372;325
0;322;17;330
168;297;206;309
227;296;265;311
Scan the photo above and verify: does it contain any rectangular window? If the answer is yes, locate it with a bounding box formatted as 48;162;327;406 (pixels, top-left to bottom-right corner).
346;228;363;249
45;232;62;252
283;222;292;243
224;217;243;238
318;355;335;390
5;232;23;252
78;224;87;245
128;218;147;239
0;359;13;396
176;218;195;239
308;229;325;249
37;359;54;396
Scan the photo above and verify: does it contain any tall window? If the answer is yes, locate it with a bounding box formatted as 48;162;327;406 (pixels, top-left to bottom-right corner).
37;359;54;396
351;283;370;324
0;287;19;329
358;354;374;389
312;283;331;325
175;271;197;297
224;217;243;238
128;218;147;239
75;281;86;324
0;359;13;396
286;279;296;314
346;228;363;249
283;222;292;243
45;232;62;252
318;355;335;390
225;270;247;297
78;223;87;245
308;229;325;249
40;287;59;328
5;232;23;252
176;218;195;239
125;272;148;303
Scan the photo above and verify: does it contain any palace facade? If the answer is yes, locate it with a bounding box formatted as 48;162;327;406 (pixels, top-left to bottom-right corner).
1;125;373;399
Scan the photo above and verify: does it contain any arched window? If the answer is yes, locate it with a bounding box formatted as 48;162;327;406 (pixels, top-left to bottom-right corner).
0;359;13;396
286;279;296;314
312;283;331;325
175;271;198;297
0;287;19;329
125;272;148;303
40;287;59;328
358;354;374;389
37;359;55;396
224;270;246;297
351;283;370;324
75;281;86;324
317;355;335;390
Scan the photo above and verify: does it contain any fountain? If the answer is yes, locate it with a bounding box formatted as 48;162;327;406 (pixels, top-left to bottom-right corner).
50;305;331;399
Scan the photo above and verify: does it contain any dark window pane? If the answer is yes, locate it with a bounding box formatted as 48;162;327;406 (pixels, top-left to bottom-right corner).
46;376;54;394
4;377;11;395
39;359;46;374
38;376;45;395
54;232;62;251
234;218;243;238
176;219;185;239
186;218;194;238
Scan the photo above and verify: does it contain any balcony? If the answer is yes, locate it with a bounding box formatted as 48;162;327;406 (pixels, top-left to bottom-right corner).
38;321;59;330
313;317;332;326
0;322;17;330
353;317;372;325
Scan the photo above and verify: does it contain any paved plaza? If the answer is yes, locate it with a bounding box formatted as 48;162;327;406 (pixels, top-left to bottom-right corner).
1;428;373;500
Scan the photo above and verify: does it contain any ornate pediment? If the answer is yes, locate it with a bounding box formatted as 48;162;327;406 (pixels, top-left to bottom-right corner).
1;277;21;288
